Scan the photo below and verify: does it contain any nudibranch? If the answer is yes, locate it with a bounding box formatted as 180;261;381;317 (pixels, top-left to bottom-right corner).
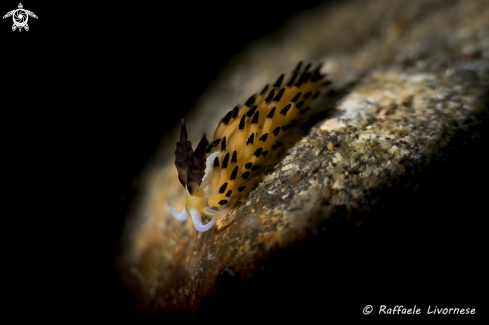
169;62;330;231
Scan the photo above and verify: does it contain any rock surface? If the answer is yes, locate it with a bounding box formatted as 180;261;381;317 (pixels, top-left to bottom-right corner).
119;0;489;315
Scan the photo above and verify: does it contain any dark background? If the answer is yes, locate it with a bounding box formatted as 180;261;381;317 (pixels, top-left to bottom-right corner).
1;0;328;318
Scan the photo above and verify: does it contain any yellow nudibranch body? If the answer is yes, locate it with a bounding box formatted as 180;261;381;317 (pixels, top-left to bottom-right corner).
169;62;329;231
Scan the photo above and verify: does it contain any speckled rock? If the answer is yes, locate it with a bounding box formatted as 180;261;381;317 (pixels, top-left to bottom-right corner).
119;0;488;315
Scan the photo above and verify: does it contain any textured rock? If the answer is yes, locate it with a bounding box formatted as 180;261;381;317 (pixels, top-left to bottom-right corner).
119;0;489;315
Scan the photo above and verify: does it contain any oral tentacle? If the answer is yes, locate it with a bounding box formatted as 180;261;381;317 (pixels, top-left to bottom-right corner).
168;203;189;221
190;208;217;232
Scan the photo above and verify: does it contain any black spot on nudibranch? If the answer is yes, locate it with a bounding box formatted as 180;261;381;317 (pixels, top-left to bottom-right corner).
262;150;269;157
245;162;252;169
251;165;261;171
246;105;257;118
273;88;285;102
272;142;283;150
253;148;263;157
245;94;256;107
246;133;254;145
241;172;250;180
219;182;228;194
212;138;221;147
222;110;233;125
251;111;260;124
260;84;269;95
311;70;323;82
273;127;280;136
296;101;305;109
239;115;246;130
291;92;302;103
230;166;238;180
280;103;292;116
231;151;237;163
231;105;239;119
312;91;319;99
238;186;246;192
294;76;304;88
287;73;298;87
311;64;324;82
273;74;284;88
205;138;221;153
221;137;227;151
222;152;230;168
265;89;275;103
213;157;219;167
266;107;276;119
219;200;228;205
302;91;312;99
225;190;232;198
295;72;311;88
281;124;293;131
294;61;303;71
259;133;268;142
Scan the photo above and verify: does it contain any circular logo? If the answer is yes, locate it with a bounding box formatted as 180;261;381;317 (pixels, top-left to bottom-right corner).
13;9;27;27
363;305;373;315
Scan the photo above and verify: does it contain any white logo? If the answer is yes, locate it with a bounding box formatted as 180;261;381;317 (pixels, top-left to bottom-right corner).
3;3;37;32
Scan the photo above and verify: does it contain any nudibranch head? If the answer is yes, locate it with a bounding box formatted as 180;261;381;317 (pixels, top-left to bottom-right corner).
185;185;206;215
169;62;330;231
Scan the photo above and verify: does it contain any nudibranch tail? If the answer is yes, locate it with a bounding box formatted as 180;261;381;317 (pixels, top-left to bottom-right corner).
169;61;330;232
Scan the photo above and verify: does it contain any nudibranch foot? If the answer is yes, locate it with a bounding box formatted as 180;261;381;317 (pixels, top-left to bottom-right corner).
168;203;189;221
203;202;235;220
